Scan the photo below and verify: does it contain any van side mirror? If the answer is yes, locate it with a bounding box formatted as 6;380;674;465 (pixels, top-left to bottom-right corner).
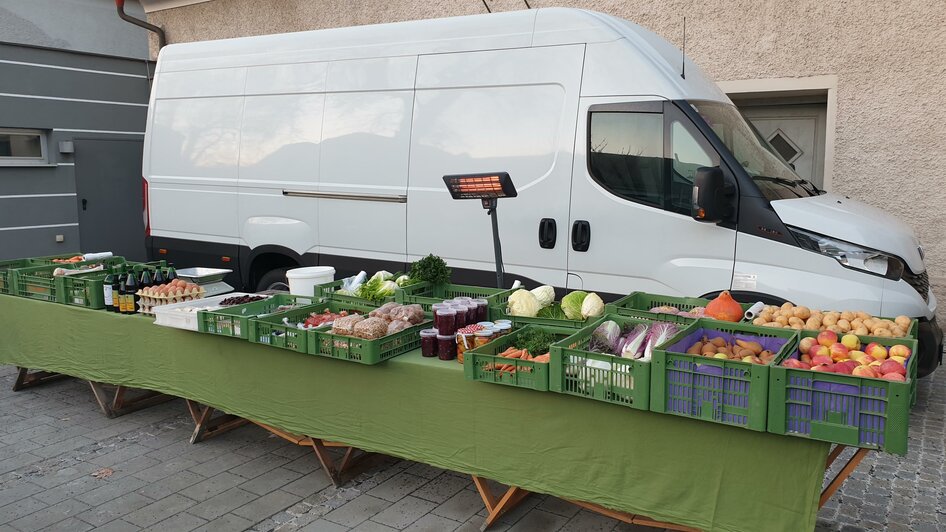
692;166;729;223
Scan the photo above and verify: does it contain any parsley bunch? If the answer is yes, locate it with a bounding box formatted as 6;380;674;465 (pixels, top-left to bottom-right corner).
409;254;451;286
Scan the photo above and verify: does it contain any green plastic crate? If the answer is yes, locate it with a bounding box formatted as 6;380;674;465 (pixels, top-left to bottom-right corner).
605;291;753;324
464;325;573;392
198;294;316;339
767;332;918;455
396;282;515;314
249;300;378;354
549;314;659;411
10;257;126;303
55;261;168;309
314;278;396;306
0;253;80;294
650;318;799;431
308;310;431;365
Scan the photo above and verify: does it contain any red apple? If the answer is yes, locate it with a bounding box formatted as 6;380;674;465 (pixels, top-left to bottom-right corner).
799;361;811;370
809;344;829;358
888;344;912;359
829;343;850;362
783;358;806;369
811;355;833;366
800;354;812;364
879;360;906;376
857;355;875;366
881;373;906;382
799;337;817;355
852;365;877;378
817;330;838;347
835;361;858;375
810;363;835;373
865;342;888;361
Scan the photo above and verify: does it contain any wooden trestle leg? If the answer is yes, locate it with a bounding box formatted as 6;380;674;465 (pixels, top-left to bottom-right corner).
253;421;368;488
471;476;531;532
12;367;68;391
87;381;174;418
820;445;870;508
185;400;249;444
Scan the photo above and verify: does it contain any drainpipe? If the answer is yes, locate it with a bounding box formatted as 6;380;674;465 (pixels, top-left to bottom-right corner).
115;0;166;49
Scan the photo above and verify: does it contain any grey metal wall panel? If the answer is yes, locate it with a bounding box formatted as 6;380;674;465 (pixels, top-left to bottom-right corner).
0;166;77;195
0;63;150;104
0;95;146;132
0;225;79;260
0;42;151;77
0;195;78;227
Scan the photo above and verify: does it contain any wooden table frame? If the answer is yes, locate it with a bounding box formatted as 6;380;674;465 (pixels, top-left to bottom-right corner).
473;444;871;531
11;367;68;391
87;381;175;419
185;400;250;444
253;421;368;488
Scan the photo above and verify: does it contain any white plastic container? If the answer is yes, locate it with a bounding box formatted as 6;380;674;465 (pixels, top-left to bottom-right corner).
286;266;335;298
153;292;259;331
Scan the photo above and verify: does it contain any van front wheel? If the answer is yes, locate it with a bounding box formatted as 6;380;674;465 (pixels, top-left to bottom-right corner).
256;268;290;292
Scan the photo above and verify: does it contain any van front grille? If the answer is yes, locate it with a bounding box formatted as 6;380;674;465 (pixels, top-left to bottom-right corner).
903;269;930;303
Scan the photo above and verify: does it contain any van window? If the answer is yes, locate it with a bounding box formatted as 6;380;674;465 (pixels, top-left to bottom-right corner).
588;112;664;207
669;120;714;214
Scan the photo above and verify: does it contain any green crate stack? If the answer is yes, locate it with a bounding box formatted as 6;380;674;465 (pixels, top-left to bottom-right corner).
0;253;80;294
10;257;126;303
57;260;168;309
396;282;515;315
314;278;396;306
767;332;918;455
249;299;377;354
463;325;573;392
197;294;314;339
605;291;753;324
308;313;430;366
549;314;661;411
650;318;798;431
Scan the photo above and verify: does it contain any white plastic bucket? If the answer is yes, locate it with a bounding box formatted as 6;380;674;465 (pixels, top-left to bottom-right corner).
286;266;335;297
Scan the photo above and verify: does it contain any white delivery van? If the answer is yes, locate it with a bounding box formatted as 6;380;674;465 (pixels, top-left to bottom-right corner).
142;8;941;374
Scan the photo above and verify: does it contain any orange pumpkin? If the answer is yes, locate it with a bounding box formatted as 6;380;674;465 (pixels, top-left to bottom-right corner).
706;291;743;322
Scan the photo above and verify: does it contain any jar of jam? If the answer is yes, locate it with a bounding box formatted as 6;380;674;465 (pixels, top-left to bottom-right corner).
456;332;472;360
494;323;512;337
477;321;494;329
437;334;457;360
474;330;494;348
420;329;438;357
494;319;511;326
450;304;467;329
471;299;488;322
435;308;457;335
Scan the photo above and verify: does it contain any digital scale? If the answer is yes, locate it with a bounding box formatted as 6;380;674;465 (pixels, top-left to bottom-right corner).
175;267;234;297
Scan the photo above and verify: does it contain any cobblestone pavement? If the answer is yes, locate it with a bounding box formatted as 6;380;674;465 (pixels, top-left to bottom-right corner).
0;362;942;532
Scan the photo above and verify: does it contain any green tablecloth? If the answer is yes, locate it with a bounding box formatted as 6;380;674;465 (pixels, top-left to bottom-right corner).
0;295;829;531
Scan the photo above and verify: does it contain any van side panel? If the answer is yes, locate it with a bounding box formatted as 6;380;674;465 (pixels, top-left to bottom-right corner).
317;57;417;264
148;67;246;241
408;45;584;287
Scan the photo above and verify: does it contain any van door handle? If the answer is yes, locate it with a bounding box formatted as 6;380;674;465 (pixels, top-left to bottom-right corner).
81;199;87;211
538;218;556;249
571;220;590;252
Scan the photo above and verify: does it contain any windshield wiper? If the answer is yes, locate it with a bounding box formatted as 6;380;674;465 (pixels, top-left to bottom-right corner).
752;175;806;197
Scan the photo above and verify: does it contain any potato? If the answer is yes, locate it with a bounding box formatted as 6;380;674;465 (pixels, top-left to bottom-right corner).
825;311;841;321
759;310;774;323
788;316;805;327
805;317;822;330
840;311;854;322
793;306;812;320
894;315;912;330
752;317;766;326
762;321;784;328
836;319;851;332
781;302;794;313
850;318;863;330
790;322;804;330
891;327;906;338
822;314;839;327
855;311;871;321
862;318;876;330
873;328;892;337
775;316;789;326
881;319;897;331
853;326;869;336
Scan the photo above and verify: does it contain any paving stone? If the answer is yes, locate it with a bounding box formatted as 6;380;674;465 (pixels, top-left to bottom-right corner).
536;497;580;518
33;474;103;505
324;494;392;528
0;452;43;475
371;496;438;530
229;453;292;480
299;518;350;532
410;473;469;504
405;463;447;480
239;466;303;496
141;511;207;532
351;521;398;532
282;454;322;475
37;517;95;532
403;513;462;532
0;480;43;507
191;513;254;532
282;471;333;498
189;452;254;478
560;509;621;531
76;492;154;527
26;462;99;489
88;444;154;468
367;473;430;503
132;457;201;483
123;494;197;528
507;508;569;531
179;472;247;502
431;488;484;523
136;470;204;500
74;476;148;507
9;498;89;530
231;489;302;523
187;487;259;521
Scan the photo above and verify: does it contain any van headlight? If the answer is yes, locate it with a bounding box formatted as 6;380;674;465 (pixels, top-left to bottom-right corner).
788;226;904;281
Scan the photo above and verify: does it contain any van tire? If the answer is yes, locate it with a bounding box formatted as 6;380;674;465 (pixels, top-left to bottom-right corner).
256;268;290;292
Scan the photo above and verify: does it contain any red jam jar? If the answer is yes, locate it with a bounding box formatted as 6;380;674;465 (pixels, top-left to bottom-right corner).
436;334;457;360
435;308;457;335
420;329;438;357
450;304;467;329
471;299;488;322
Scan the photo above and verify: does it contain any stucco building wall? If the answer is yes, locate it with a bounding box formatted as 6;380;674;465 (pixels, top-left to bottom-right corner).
146;0;946;314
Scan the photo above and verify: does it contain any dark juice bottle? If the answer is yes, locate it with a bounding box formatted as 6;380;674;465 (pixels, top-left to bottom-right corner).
114;274;125;313
152;266;166;287
139;268;153;290
124;271;139;314
165;265;178;282
103;272;115;312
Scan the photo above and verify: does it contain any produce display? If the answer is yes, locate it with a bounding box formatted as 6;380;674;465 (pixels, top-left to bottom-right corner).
683;335;776;365
587;319;678;362
782;331;912;380
751;302;913;337
137;279;205;314
486;347;550;374
219;295;266;306
328;303;425;340
281;309;351;330
480;328;556;375
648;305;706;319
505;287;604;320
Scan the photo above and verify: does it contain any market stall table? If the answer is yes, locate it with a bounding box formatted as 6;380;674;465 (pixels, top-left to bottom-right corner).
0;294;831;531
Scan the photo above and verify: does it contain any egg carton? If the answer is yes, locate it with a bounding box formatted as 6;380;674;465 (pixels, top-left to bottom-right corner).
137;289;206;315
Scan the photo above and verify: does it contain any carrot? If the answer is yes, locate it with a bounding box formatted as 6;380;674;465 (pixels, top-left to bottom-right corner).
503;350;524;359
500;347;518;357
532;353;550;363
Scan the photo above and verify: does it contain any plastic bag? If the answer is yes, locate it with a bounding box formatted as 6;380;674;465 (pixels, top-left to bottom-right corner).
369;302;400;319
331;314;365;336
340;271;367;294
353;317;389;339
386;319;412;334
390;304;425;325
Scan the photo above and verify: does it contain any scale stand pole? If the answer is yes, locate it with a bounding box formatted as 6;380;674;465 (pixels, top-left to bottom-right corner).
485;198;504;289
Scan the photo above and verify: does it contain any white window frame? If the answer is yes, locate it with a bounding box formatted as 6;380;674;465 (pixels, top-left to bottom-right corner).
0;128;49;166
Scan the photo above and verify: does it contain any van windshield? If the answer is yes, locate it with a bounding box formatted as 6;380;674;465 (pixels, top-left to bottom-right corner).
689;100;819;200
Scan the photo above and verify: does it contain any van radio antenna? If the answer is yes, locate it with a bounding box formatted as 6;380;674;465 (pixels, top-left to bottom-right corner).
481;0;491;13
523;0;531;7
681;17;686;79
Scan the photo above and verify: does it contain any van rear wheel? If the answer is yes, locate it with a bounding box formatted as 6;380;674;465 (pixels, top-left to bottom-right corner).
256;268;290;292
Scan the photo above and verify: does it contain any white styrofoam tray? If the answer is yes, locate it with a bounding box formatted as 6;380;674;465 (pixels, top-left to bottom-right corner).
153;292;260;331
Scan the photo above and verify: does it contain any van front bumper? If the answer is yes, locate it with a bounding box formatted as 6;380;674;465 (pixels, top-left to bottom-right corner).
917;315;943;377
